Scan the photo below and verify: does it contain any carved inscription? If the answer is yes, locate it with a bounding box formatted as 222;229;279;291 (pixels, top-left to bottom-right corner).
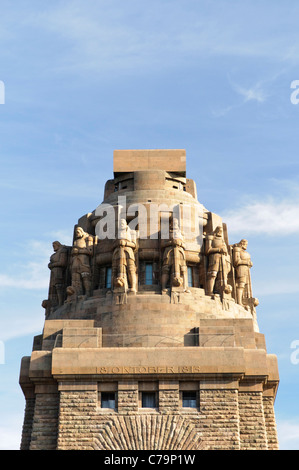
96;365;201;374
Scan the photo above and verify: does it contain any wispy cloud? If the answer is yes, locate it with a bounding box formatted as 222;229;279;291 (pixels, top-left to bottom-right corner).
277;419;299;450
12;1;299;77
221;197;299;236
0;418;23;450
230;81;267;103
0;238;65;291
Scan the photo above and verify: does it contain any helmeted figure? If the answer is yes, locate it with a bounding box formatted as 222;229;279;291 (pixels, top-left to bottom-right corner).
112;218;137;293
47;241;68;308
233;239;254;306
161;217;189;293
67;227;94;298
206;225;231;296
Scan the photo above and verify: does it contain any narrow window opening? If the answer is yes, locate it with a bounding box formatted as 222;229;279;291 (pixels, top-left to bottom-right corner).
145;263;153;285
182;391;197;408
106;266;112;289
101;392;116;409
142;392;157;408
187;266;193;287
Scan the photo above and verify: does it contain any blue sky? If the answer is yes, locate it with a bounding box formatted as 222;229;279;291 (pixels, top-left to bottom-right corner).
1;0;299;449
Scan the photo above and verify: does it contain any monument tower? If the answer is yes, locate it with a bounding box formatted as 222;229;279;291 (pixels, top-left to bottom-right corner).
19;150;279;450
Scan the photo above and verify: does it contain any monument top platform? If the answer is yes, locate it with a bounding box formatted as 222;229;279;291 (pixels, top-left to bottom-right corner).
113;149;186;176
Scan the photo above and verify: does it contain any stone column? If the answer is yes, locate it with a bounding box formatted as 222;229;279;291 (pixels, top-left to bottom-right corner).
117;380;139;413
57;382;98;450
29;384;59;450
20;396;35;450
199;380;240;450
263;386;279;450
158;381;179;413
238;381;268;450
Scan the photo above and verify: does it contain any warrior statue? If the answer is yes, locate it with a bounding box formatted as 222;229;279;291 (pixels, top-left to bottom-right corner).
67;226;94;298
47;241;68;308
161;217;189;293
205;225;231;296
233;239;256;307
112;218;137;293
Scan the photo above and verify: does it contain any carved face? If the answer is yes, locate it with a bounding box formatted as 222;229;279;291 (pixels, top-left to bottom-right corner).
173;218;179;229
75;227;84;238
240;239;248;250
52;241;60;252
215;226;223;237
119;219;127;230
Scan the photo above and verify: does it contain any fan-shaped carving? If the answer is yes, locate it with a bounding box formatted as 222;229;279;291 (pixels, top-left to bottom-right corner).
92;415;202;450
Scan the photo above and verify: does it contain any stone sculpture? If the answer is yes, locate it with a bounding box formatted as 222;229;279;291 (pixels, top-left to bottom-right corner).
112;218;137;293
161;217;189;293
66;227;94;299
205;226;231;296
232;239;256;307
47;241;68;308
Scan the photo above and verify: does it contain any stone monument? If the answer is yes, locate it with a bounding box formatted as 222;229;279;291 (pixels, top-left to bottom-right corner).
19;149;279;450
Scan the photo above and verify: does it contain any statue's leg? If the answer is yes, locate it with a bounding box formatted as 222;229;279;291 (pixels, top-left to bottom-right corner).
82;272;91;297
236;281;245;305
71;271;82;296
161;265;170;292
55;283;65;305
206;270;217;296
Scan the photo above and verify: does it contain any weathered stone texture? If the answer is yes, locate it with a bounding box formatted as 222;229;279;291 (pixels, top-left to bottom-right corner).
20;397;35;450
159;390;180;413
57;390;97;450
29;392;59;450
239;391;267;450
263;396;279;450
199;389;240;450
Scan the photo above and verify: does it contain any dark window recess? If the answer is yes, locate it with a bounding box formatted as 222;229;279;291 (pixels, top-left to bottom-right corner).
145;263;153;285
101;392;116;409
187;266;193;287
142;392;157;408
106;266;112;288
182;391;197;408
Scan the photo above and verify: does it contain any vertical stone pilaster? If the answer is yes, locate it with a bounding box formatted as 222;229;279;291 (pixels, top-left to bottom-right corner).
117;381;138;413
29;385;59;450
57;385;98;450
199;387;240;450
238;386;268;450
159;381;179;413
263;394;279;450
20;397;35;450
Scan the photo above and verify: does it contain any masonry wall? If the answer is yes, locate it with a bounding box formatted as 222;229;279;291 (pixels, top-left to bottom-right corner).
199;389;240;450
239;391;268;450
263;395;279;450
20;397;35;450
31;380;279;451
29;388;59;450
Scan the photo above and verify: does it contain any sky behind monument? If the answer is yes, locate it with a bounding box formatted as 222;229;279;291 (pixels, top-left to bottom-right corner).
1;0;299;449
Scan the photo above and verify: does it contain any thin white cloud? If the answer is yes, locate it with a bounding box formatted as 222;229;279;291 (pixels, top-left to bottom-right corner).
277;419;299;450
222;198;299;236
0;236;71;292
13;1;299;77
0;308;44;342
231;82;267;103
254;279;299;297
0;419;23;450
0;240;50;290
